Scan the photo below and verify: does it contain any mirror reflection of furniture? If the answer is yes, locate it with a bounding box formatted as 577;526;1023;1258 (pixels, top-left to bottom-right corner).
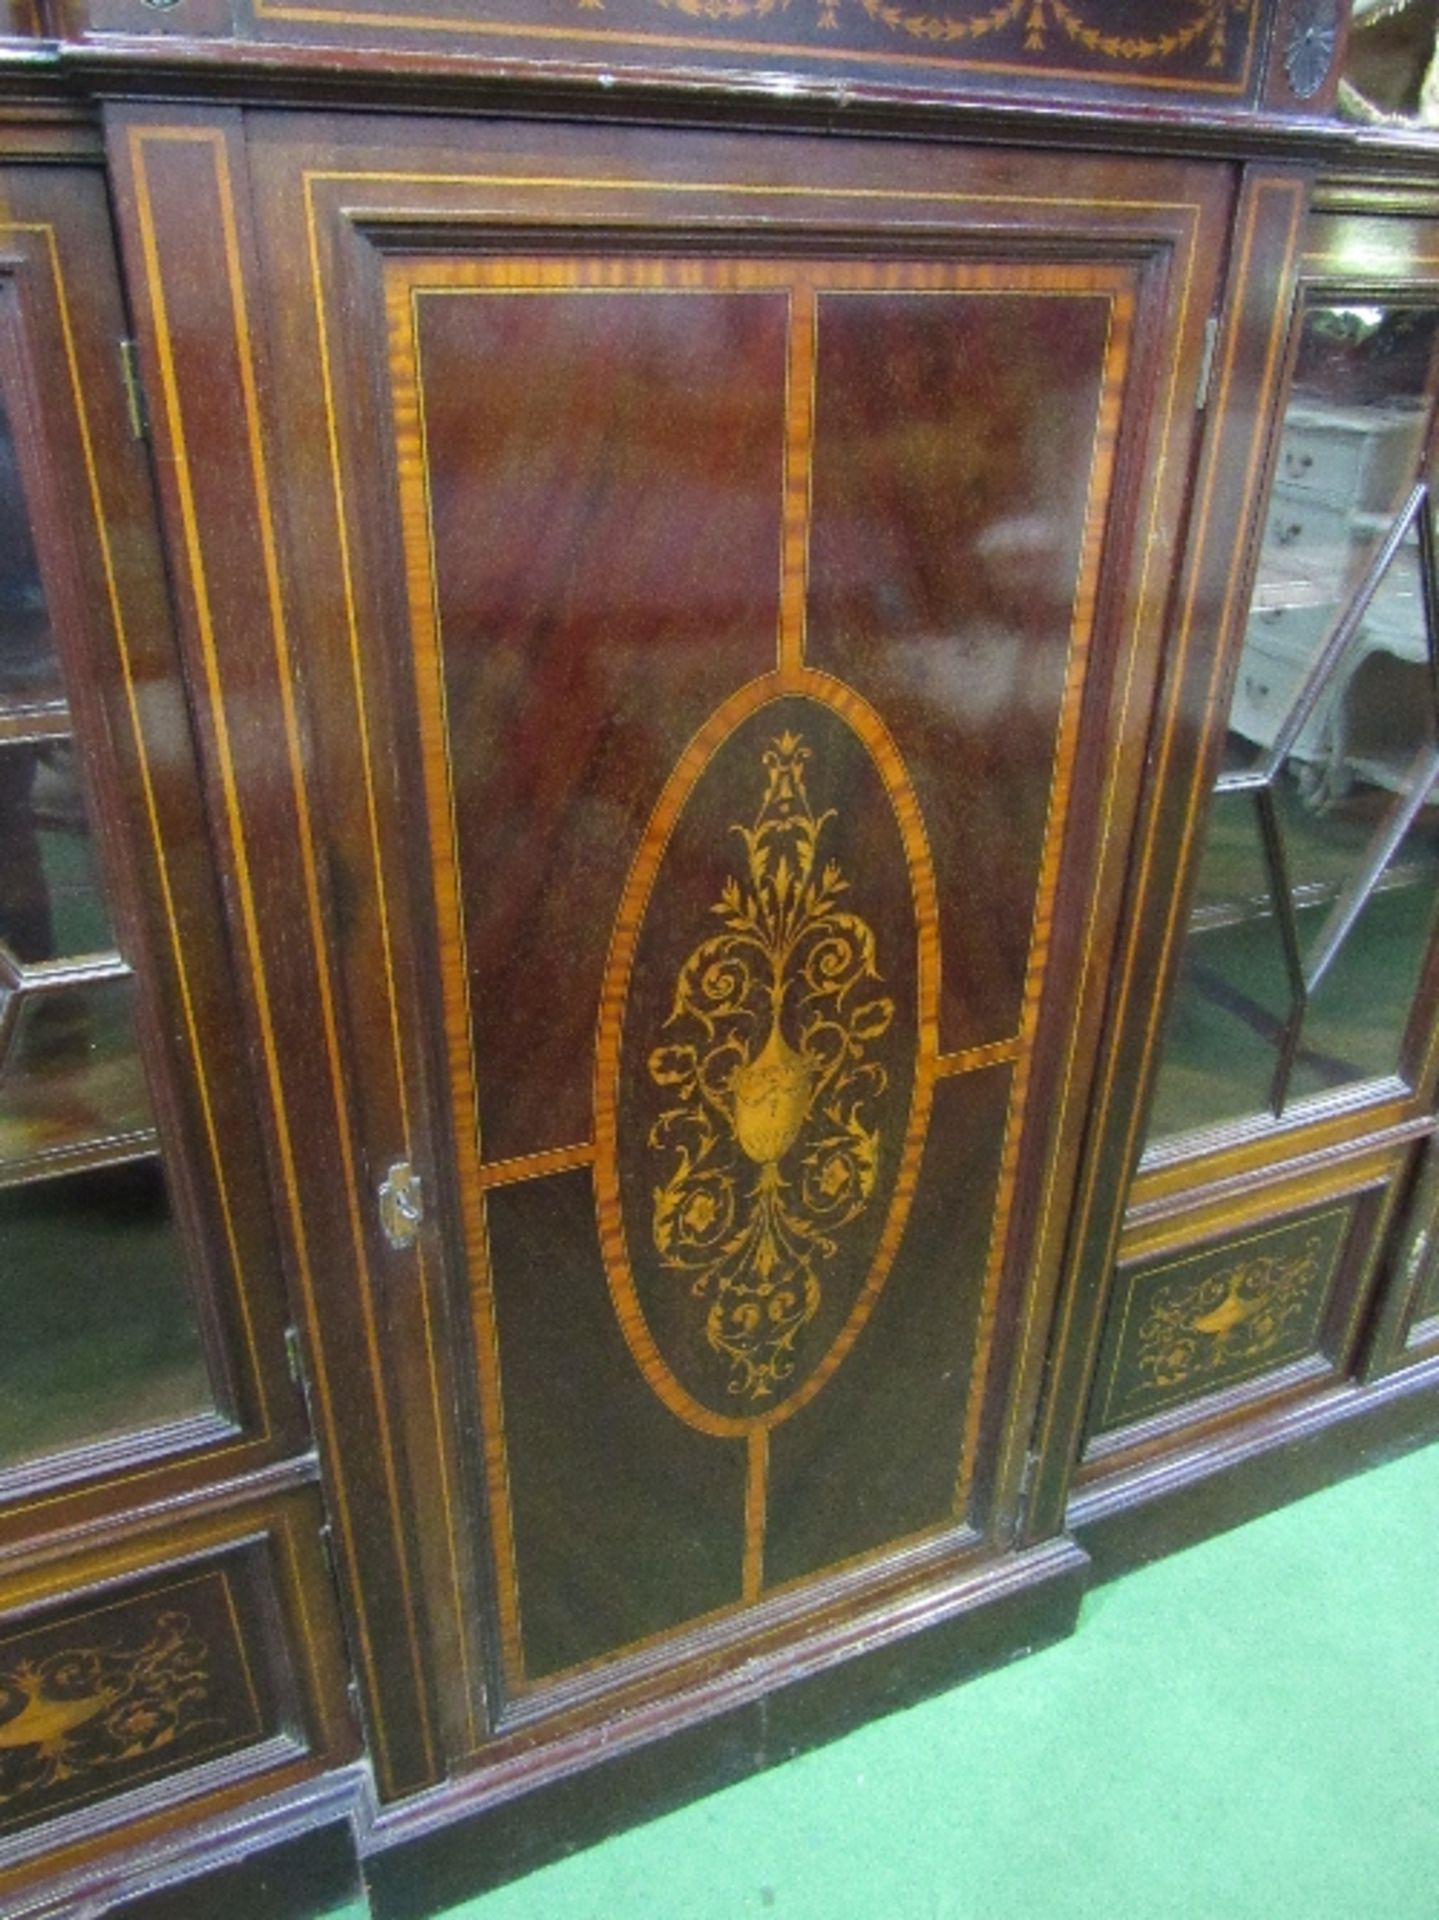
0;372;212;1479
1146;300;1439;1145
1341;0;1439;123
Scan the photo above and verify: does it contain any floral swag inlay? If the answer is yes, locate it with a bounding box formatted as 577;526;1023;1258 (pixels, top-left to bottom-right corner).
574;0;1249;68
647;731;895;1403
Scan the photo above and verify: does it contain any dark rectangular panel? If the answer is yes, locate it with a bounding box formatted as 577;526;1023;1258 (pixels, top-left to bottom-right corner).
764;1062;1012;1588
415;284;787;1166
487;1168;749;1686
806;288;1116;1053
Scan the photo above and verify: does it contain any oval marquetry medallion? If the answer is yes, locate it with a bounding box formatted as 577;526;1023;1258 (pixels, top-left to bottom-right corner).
595;673;939;1437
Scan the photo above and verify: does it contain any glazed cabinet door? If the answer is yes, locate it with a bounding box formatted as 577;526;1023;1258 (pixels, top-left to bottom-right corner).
108;108;1229;1800
1140;223;1439;1183
1032;193;1439;1553
0;159;304;1531
0;154;364;1906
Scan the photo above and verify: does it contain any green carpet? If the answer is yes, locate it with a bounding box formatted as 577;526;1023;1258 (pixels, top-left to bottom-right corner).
440;1440;1439;1920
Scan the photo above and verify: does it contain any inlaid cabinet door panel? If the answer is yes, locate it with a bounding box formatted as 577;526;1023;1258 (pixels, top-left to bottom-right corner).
113;111;1228;1768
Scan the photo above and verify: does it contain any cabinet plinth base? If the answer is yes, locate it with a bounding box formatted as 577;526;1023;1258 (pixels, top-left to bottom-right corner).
1070;1354;1439;1582
363;1538;1089;1920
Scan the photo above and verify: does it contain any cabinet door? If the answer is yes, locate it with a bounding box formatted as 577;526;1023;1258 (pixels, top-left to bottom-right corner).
0;161;303;1540
1141;233;1439;1183
1029;195;1439;1547
111;108;1227;1787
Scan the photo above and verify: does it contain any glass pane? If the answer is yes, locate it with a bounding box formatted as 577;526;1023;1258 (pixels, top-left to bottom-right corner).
0;386;216;1478
0;974;154;1177
0;403;58;711
1289;795;1439;1103
1227;303;1438;777
1146;791;1292;1140
1145;295;1439;1157
0;738;115;963
1248;530;1434;907
1288;303;1437;477
1342;1;1439;128
0;1160;210;1471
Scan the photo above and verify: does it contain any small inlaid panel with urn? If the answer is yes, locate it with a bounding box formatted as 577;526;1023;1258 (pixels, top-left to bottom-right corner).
0;1490;356;1898
1083;1201;1357;1443
0;1568;266;1840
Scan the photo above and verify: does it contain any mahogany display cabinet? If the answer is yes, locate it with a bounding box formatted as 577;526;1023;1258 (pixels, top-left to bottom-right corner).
1;1;1438;1912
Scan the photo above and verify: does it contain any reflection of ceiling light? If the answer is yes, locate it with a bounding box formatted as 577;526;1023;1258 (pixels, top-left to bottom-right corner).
1332;228;1416;275
1329;305;1388;329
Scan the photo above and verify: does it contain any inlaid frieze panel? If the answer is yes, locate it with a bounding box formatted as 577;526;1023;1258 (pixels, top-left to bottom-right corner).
104;0;1275;108
1086;1203;1354;1437
0;1567;268;1837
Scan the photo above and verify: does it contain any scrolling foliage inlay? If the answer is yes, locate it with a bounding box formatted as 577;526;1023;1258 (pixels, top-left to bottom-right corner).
0;1610;214;1813
648;732;895;1402
1135;1234;1325;1392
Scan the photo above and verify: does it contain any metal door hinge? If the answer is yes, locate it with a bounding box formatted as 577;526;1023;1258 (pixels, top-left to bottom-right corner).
378;1159;424;1250
1015;1446;1043;1535
118;337;148;442
1195;313;1221;414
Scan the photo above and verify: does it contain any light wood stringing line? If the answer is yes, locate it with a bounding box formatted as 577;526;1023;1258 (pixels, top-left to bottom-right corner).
1030;178;1307;1480
128;125;435;1788
302;163;481;1752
